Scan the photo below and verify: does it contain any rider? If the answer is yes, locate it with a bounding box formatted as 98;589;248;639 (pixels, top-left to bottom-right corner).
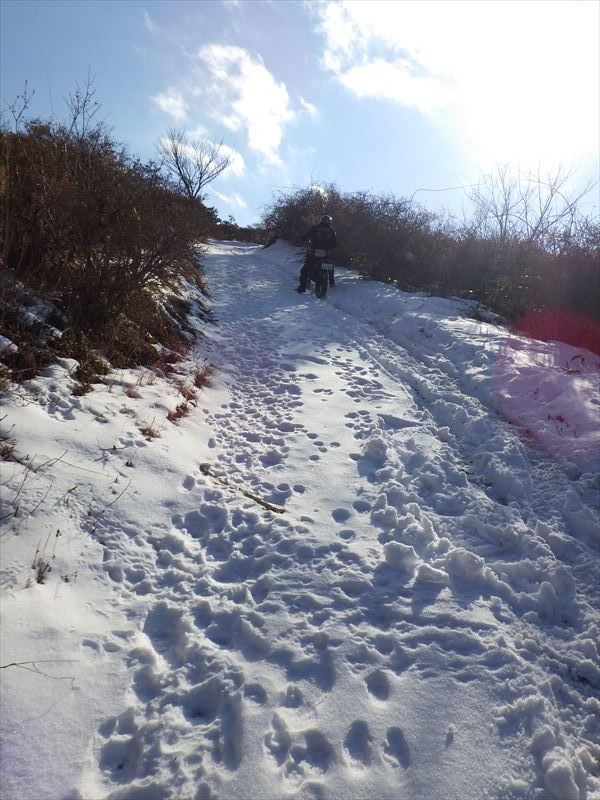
296;215;337;293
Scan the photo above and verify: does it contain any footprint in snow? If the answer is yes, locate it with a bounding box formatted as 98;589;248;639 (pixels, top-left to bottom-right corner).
337;578;370;598
220;691;244;770
132;664;161;702
332;508;351;523
280;684;303;708
344;720;373;767
99;735;143;782
264;713;291;766
384;727;411;769
81;638;102;654
142;602;192;666
260;450;284;467
365;669;390;701
373;634;395;655
286;729;335;778
179;676;224;724
250;575;272;603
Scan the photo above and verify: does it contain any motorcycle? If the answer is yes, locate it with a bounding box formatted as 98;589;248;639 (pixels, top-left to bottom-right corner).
308;248;334;299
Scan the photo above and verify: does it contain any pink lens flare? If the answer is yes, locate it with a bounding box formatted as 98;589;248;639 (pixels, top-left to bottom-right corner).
512;308;600;358
491;310;600;469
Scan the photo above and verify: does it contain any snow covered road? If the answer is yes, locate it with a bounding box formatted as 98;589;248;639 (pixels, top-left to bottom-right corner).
1;241;599;800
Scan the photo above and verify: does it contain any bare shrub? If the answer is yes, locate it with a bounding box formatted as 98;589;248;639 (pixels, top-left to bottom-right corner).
214;216;268;243
0;79;213;380
262;184;442;288
0;303;57;381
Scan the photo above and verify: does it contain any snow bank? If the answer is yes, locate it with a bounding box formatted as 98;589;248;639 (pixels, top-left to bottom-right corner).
326;266;600;473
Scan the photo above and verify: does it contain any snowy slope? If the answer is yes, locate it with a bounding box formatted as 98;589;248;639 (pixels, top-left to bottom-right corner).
1;240;599;800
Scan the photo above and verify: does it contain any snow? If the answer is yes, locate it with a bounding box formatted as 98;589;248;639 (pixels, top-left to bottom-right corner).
0;335;17;355
1;239;599;800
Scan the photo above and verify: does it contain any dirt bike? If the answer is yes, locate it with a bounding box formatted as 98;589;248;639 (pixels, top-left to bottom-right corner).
308;248;334;299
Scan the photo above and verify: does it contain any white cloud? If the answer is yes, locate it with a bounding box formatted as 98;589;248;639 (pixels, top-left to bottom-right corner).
187;125;209;139
184;128;245;176
299;97;318;118
339;58;449;114
211;188;247;208
313;0;599;167
143;9;159;35
152;89;188;121
197;44;294;165
217;143;245;177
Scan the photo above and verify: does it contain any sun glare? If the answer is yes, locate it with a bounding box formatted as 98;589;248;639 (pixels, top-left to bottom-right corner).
453;2;599;168
317;0;599;170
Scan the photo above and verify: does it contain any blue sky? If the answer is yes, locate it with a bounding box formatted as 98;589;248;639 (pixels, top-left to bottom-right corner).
2;0;598;226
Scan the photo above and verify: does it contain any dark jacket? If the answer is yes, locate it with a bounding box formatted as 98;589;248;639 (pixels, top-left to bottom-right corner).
301;222;337;253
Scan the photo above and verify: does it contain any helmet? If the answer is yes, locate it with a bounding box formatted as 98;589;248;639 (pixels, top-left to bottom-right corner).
319;214;332;226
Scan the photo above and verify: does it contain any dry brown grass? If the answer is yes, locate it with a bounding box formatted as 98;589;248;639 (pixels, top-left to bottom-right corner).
167;402;191;423
194;363;215;390
139;420;161;440
0;365;10;393
175;380;197;402
0;431;16;461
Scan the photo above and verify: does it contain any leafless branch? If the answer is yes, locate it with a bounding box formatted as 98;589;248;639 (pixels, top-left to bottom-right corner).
158;128;232;201
66;69;100;138
466;162;595;251
2;81;35;132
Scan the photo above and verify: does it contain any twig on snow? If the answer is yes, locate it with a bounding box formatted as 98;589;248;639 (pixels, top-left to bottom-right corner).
0;659;78;688
199;464;285;514
29;477;56;516
88;478;132;532
97;442;133;452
